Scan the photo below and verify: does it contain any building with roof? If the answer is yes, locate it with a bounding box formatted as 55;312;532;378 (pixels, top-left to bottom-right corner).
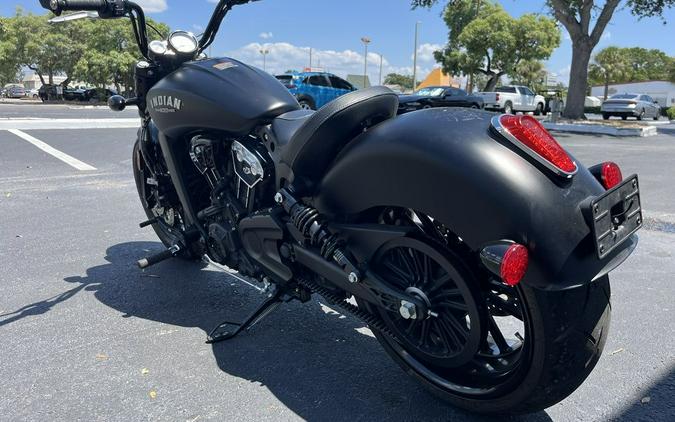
417;68;460;90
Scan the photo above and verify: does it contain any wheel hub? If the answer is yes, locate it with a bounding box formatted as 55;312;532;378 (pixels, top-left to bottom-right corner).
372;238;485;368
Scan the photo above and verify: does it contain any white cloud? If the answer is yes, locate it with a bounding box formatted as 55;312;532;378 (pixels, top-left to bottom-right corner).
259;32;274;40
414;43;444;63
135;0;168;13
224;41;433;85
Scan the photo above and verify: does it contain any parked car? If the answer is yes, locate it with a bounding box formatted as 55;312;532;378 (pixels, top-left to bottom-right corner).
63;86;89;101
276;72;356;110
585;96;602;108
477;85;546;115
3;84;26;99
25;88;40;99
601;93;661;121
397;86;484;114
84;88;117;103
38;84;59;101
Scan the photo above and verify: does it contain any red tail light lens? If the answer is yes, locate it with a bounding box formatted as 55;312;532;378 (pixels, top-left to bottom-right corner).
497;114;577;175
500;244;529;286
495;93;500;101
601;162;622;189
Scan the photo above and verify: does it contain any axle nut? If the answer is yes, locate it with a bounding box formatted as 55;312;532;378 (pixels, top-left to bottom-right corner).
348;272;359;284
399;300;417;320
274;192;283;204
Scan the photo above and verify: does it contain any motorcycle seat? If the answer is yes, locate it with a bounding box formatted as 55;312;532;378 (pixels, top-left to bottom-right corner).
269;86;398;189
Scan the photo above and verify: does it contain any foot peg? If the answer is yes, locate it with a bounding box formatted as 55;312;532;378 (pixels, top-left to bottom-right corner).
206;286;285;343
137;244;181;269
139;217;159;228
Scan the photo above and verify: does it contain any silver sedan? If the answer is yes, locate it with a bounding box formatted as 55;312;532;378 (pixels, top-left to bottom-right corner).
601;93;661;121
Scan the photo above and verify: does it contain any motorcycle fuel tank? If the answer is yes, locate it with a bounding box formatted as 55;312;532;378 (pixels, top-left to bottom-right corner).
148;57;300;138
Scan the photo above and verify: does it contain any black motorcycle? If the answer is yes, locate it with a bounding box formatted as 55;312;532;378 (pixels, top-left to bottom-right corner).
41;0;643;415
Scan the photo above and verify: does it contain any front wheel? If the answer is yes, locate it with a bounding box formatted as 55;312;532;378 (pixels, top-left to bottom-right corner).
132;138;202;259
361;235;611;415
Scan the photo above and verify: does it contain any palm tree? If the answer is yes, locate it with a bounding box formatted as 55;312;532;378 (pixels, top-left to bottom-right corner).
588;47;629;100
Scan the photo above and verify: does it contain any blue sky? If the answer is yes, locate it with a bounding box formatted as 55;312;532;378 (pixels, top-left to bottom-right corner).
4;0;674;86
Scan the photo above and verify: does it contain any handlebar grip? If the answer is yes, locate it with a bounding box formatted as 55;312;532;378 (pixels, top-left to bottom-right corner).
42;0;109;15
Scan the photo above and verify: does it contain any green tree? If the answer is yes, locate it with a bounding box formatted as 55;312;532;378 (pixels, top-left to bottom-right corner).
588;47;629;99
384;73;414;90
509;60;548;92
0;17;21;85
413;0;675;118
432;1;560;92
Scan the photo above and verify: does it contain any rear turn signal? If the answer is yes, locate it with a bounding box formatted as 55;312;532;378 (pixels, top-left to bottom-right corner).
494;114;577;176
601;162;623;189
480;242;529;287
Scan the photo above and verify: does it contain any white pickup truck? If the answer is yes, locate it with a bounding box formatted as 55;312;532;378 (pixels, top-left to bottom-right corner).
476;85;546;115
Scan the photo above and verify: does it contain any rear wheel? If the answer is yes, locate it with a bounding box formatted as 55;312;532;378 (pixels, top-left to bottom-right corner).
297;96;315;110
503;102;513;115
603;113;610;120
637;109;645;121
534;103;544;116
358;210;611;414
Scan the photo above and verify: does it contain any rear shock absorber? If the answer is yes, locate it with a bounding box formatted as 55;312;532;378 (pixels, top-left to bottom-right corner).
275;189;360;280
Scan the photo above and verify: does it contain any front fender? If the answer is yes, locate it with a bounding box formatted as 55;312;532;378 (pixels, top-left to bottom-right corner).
314;108;636;290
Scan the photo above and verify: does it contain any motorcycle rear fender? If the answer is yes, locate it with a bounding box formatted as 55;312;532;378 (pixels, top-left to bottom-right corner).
313;108;637;290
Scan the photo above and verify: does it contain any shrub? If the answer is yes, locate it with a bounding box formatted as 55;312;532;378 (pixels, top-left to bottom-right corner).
667;106;675;121
584;106;602;115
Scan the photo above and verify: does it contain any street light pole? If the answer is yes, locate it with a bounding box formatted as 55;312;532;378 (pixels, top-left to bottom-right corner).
379;54;383;85
259;48;270;72
412;21;421;92
361;37;371;89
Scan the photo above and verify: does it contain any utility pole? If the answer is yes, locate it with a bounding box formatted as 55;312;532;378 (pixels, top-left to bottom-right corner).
412;21;421;92
309;47;313;70
379;54;383;85
259;48;270;72
361;37;371;89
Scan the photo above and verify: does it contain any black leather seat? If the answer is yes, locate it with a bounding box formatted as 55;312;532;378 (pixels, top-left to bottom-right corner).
270;86;399;189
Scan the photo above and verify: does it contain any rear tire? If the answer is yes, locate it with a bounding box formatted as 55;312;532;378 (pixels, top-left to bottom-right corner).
364;237;611;415
534;103;544;116
603;113;610;120
637;109;645;121
503;102;513;114
297;96;316;110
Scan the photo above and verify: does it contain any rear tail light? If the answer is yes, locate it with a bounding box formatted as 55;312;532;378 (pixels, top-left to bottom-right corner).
495;93;500;101
588;161;623;190
493;114;577;177
480;242;529;286
601;162;622;189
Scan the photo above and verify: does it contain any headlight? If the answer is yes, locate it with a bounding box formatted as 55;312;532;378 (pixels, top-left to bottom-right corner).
168;31;198;55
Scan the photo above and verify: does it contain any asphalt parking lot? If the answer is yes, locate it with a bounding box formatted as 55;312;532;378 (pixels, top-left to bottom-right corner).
1;104;674;422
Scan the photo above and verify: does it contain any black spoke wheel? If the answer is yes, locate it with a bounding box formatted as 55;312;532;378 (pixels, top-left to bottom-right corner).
365;236;531;394
132;139;201;259
356;211;612;414
371;238;484;368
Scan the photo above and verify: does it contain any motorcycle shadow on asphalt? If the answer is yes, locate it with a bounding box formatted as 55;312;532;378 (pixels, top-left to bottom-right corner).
62;241;553;422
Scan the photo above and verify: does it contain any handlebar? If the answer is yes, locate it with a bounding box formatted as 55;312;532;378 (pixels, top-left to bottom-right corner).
39;0;258;58
40;0;109;16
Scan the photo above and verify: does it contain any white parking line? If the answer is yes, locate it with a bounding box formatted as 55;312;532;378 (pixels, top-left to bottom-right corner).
0;118;139;130
7;129;97;171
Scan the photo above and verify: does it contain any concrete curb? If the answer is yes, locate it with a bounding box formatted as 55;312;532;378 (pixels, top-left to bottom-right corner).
542;121;658;137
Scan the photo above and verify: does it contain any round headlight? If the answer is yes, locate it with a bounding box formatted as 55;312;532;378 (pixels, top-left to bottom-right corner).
168;31;198;55
149;40;167;55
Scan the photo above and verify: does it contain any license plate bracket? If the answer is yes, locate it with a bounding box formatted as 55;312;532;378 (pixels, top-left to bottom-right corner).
590;175;642;259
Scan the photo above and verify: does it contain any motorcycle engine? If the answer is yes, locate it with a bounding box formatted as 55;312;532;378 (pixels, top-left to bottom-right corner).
189;135;274;276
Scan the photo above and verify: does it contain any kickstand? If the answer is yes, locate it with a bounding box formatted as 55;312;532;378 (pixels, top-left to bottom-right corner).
206;287;285;343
